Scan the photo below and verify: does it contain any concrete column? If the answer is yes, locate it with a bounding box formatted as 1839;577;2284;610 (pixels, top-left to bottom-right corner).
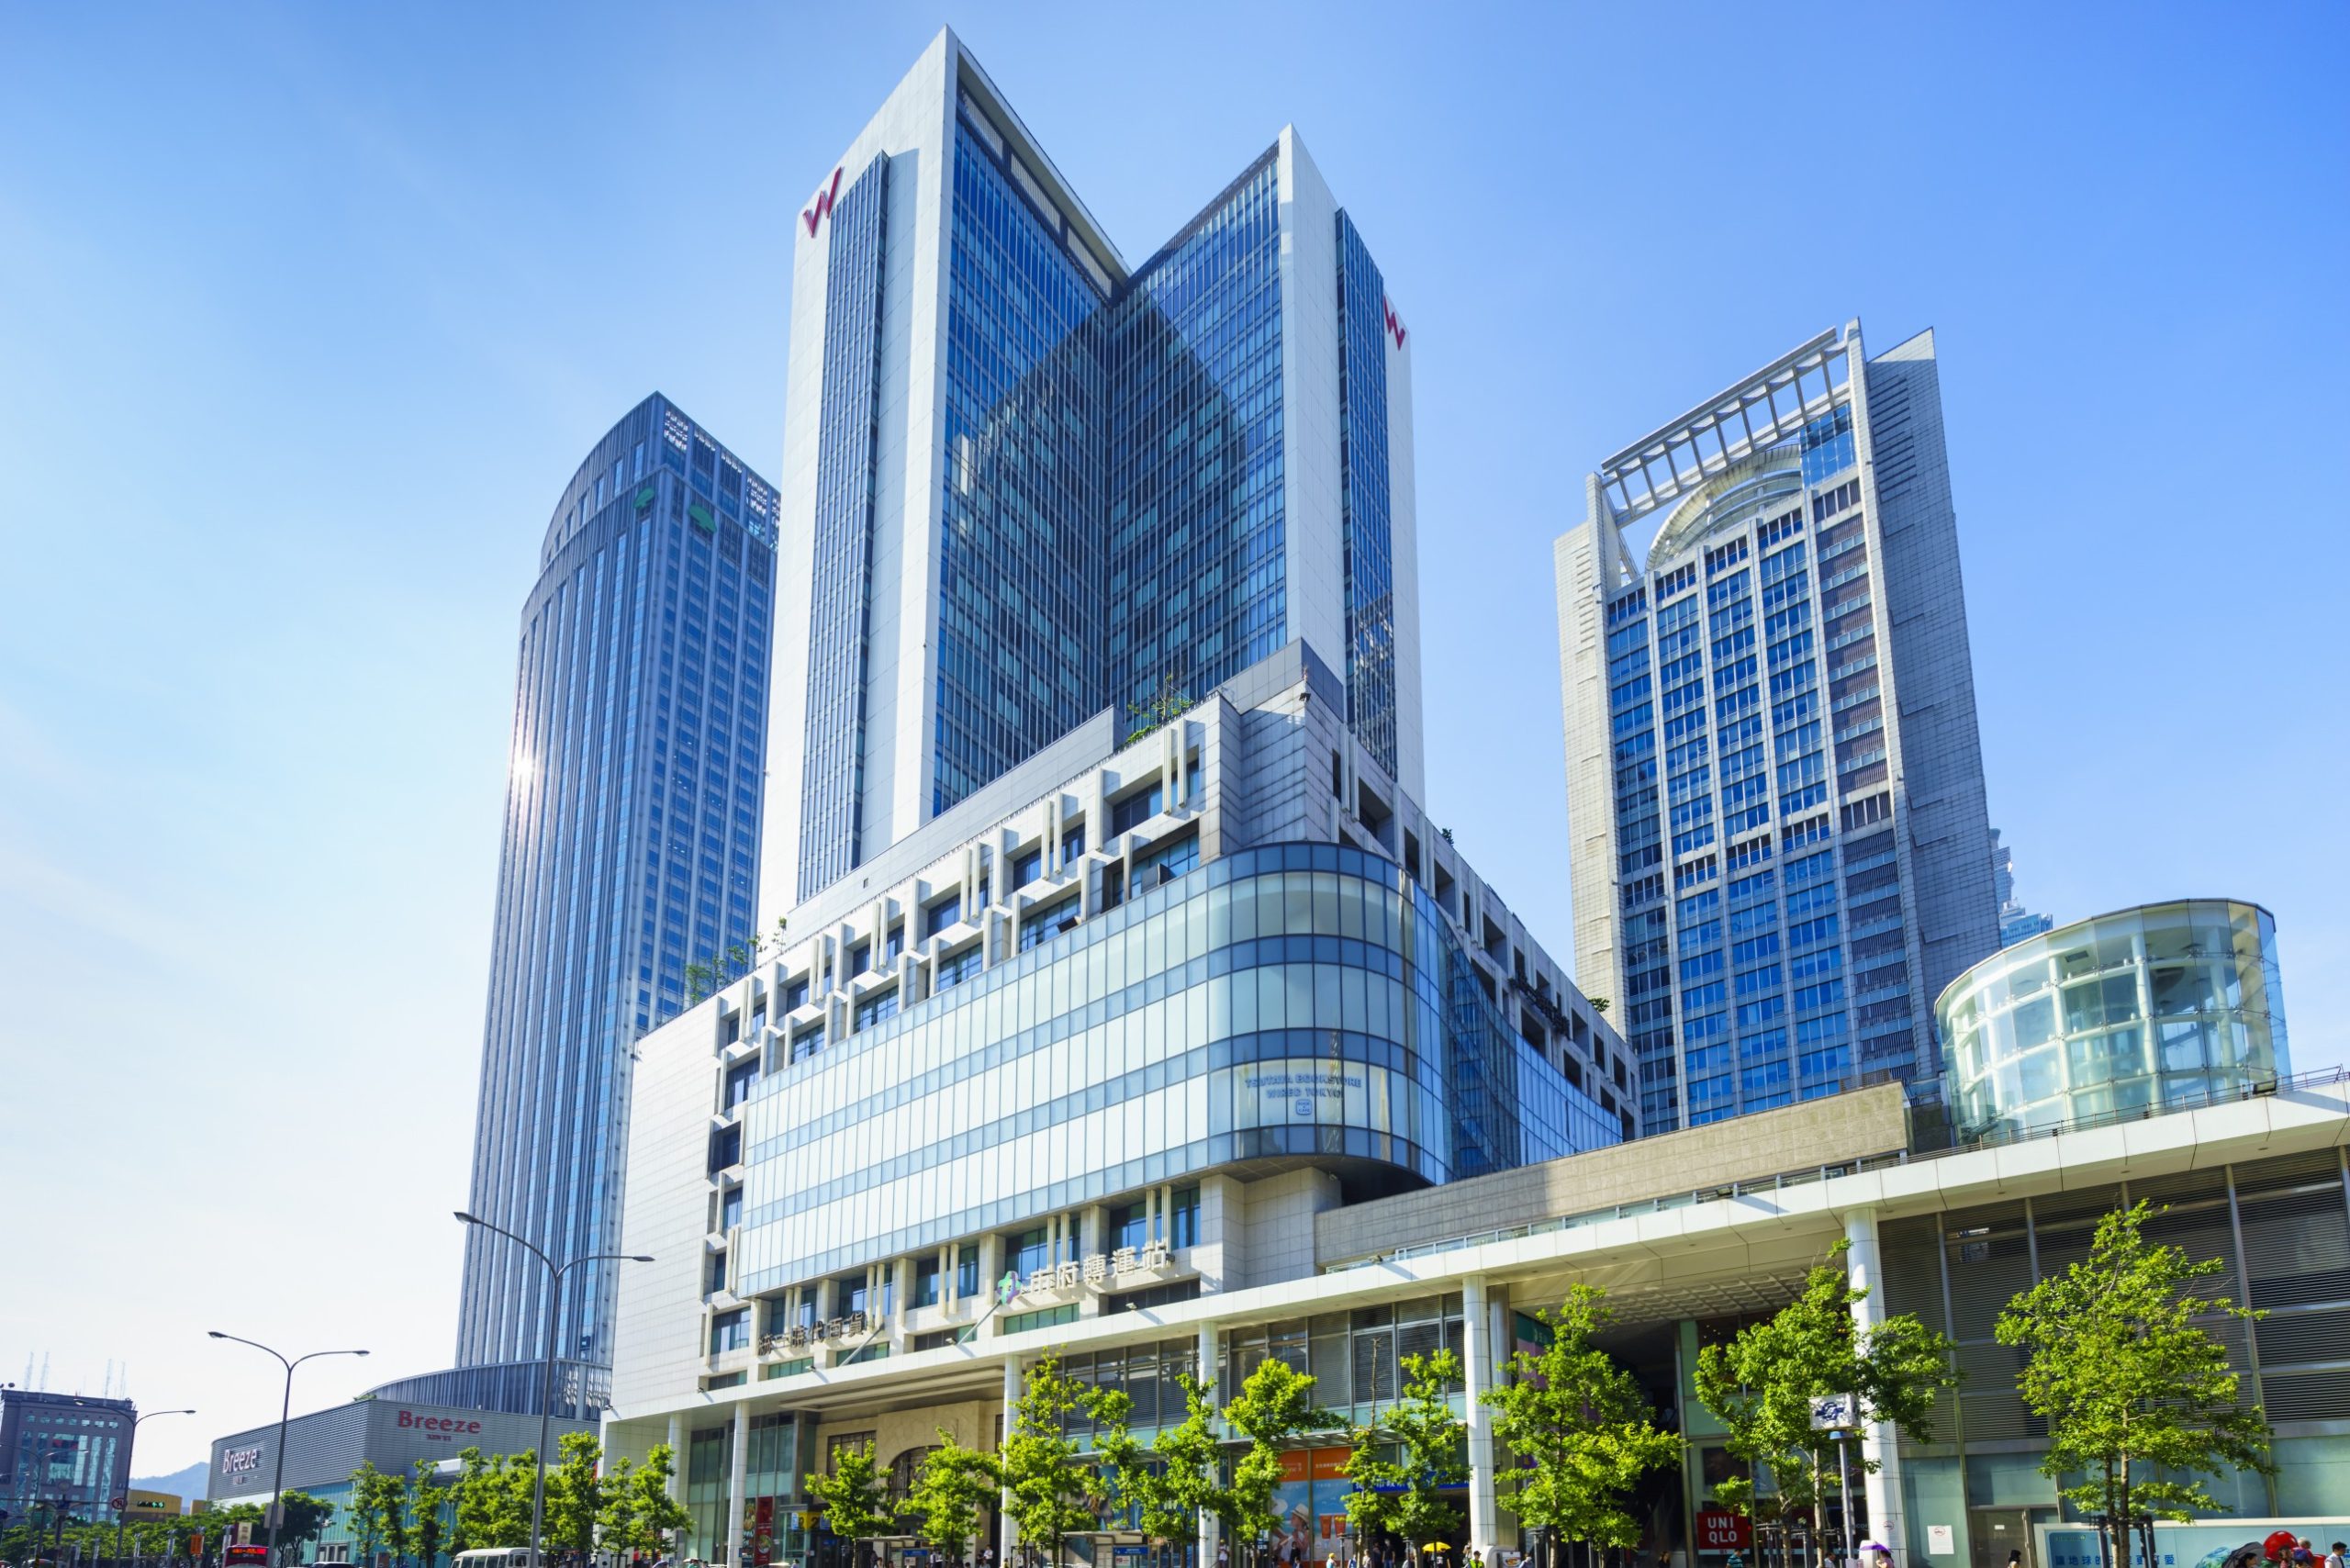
1001;1358;1024;1565
1461;1277;1498;1560
667;1415;686;1501
727;1400;751;1568
1196;1322;1222;1568
1845;1207;1906;1561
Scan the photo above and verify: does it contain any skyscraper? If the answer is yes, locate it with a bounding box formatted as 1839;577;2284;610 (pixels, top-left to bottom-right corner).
1554;322;1999;1134
1990;827;2055;946
443;395;778;1403
764;28;1422;912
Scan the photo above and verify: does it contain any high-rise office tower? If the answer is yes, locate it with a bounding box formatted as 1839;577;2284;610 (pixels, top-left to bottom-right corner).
1990;827;2055;947
763;28;1422;911
440;395;778;1407
1554;322;1999;1134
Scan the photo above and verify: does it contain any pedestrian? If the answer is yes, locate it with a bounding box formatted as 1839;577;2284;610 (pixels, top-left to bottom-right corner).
2322;1545;2345;1568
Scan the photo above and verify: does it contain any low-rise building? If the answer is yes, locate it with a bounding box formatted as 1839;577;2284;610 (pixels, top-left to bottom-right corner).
205;1398;588;1563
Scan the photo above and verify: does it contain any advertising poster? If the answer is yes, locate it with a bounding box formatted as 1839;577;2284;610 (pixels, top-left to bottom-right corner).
2042;1521;2350;1568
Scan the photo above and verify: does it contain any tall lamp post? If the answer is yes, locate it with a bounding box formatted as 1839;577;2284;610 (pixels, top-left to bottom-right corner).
453;1210;651;1568
113;1407;196;1567
207;1335;369;1568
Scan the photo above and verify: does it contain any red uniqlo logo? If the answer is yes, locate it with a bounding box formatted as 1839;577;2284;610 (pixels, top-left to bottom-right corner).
803;167;844;237
1382;297;1406;349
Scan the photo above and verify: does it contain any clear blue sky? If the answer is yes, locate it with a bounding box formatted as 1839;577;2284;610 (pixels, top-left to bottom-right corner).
2;2;2343;1474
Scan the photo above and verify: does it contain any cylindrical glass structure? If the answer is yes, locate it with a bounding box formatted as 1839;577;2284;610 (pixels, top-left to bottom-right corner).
1935;899;2288;1140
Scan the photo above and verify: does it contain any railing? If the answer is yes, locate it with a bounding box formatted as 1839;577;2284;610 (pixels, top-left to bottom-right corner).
1327;1063;2347;1272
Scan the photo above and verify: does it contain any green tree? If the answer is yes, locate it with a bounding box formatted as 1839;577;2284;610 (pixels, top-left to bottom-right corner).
349;1462;409;1567
601;1444;694;1562
1996;1201;2274;1568
443;1448;529;1561
275;1492;339;1559
542;1431;610;1563
1483;1285;1679;1560
1124;673;1196;745
404;1464;446;1568
1341;1350;1468;1554
999;1357;1123;1568
899;1432;1002;1566
1220;1358;1340;1566
809;1439;898;1566
1693;1242;1957;1567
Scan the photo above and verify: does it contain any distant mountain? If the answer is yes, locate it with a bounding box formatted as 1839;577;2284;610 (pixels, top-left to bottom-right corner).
131;1461;207;1504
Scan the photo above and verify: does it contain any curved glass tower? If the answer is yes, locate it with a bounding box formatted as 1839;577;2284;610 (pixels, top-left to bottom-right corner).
1937;898;2290;1140
453;394;778;1390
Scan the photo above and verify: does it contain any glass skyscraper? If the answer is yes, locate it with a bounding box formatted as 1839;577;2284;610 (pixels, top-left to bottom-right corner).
449;394;778;1392
766;29;1422;913
1554;323;2000;1134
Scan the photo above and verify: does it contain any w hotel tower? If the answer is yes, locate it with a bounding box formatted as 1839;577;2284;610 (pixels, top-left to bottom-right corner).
1554;323;2000;1136
762;28;1423;914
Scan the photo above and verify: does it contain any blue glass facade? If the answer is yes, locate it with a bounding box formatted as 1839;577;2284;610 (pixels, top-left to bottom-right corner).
734;845;1615;1295
1607;413;1913;1134
1103;150;1288;722
457;395;777;1372
931;114;1109;822
1335;212;1399;779
799;154;891;899
794;95;1409;899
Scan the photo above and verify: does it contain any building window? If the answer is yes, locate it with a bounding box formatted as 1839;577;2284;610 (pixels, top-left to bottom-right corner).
923;894;961;938
1061;823;1086;864
934;941;984;993
707;1124;741;1173
790;1023;824;1063
847;940;870;975
1013;846;1044;888
1020;895;1079;951
1133;829;1200;888
783;975;811;1012
711;1309;749;1353
1169;1184;1201;1249
1110;781;1164;836
956;1249;979;1299
707;1250;729;1296
724;1058;759;1110
914;1257;943;1307
720;1186;743;1232
854;986;899;1031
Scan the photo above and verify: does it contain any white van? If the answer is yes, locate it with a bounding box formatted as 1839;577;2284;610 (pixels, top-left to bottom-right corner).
452;1551;533;1568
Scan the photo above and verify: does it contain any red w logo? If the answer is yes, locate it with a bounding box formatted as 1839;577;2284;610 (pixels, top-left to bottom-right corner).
1383;297;1406;349
802;166;844;237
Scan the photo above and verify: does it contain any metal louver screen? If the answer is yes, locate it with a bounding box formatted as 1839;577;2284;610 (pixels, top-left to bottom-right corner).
2260;1366;2350;1422
2237;1189;2350;1307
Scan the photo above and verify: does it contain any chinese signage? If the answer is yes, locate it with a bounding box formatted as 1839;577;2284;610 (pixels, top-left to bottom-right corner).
763;1308;871;1356
1000;1239;1175;1304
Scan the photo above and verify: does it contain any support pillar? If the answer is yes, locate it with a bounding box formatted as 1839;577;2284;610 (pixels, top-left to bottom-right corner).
1197;1322;1222;1568
667;1415;686;1502
1844;1208;1906;1562
1002;1358;1024;1566
1462;1276;1499;1561
727;1401;751;1568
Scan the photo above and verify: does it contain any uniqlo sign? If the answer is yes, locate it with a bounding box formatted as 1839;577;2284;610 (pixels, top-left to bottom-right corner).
1697;1510;1751;1551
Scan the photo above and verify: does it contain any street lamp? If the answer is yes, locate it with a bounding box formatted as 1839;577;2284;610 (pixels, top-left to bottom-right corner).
453;1211;651;1568
114;1408;196;1568
207;1334;369;1568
